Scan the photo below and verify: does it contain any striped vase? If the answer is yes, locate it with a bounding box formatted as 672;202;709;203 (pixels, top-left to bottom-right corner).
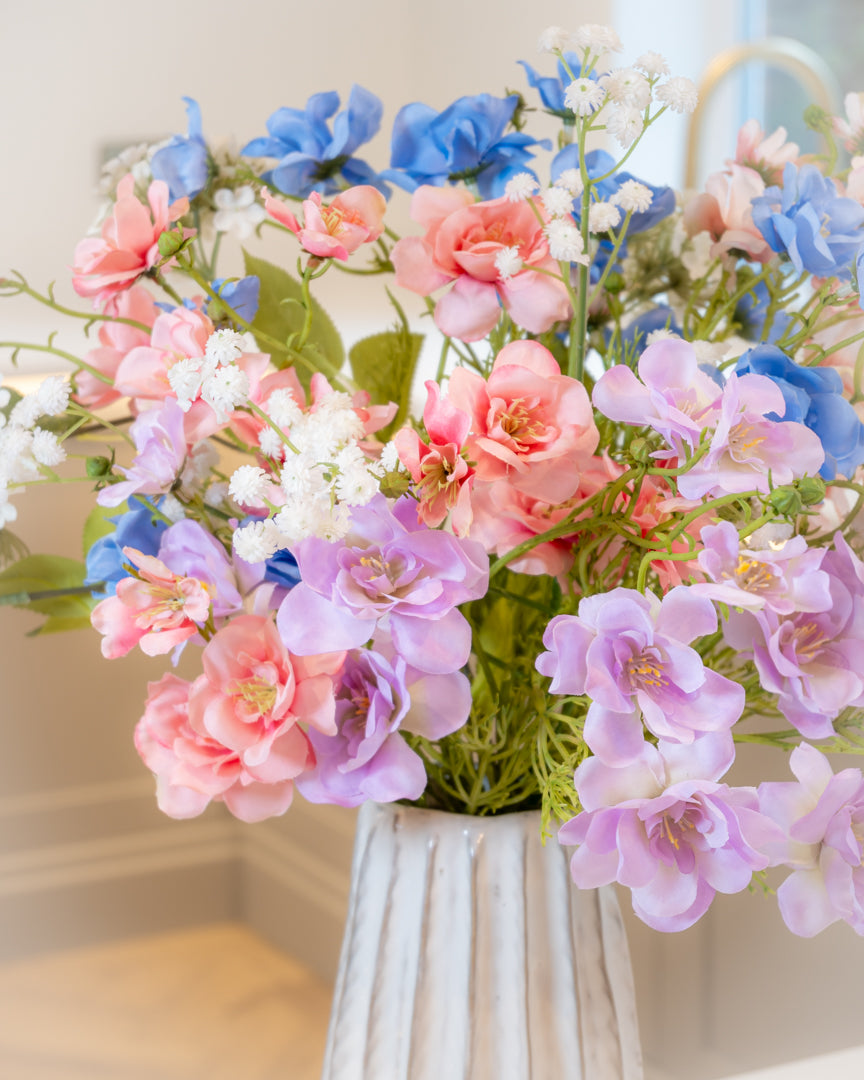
321;801;643;1080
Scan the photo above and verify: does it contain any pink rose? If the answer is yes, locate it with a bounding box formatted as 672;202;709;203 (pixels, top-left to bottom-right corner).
391;186;571;341
447;340;599;502
72;174;190;306
74;286;159;409
114;303;214;405
683;164;773;263
135;616;343;822
265;186;386;261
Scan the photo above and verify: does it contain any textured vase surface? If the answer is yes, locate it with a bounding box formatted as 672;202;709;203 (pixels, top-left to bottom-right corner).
321;801;643;1080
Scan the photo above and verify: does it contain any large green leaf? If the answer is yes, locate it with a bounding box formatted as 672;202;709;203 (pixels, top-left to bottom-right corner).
242;251;344;392
0;554;95;626
82;504;117;557
349;329;423;441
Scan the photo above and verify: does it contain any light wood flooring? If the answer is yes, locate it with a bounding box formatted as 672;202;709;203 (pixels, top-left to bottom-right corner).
0;923;331;1079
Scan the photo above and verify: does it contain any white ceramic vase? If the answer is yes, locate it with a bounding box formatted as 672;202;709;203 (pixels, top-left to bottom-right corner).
321;801;643;1080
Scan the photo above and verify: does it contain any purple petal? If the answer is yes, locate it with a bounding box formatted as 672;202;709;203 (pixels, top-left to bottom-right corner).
389;607;470;674
277;582;373;654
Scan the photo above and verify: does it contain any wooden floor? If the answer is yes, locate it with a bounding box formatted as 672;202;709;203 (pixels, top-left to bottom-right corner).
0;924;332;1079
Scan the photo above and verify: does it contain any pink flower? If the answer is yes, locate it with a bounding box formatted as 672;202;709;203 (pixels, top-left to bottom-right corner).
391;186;571;341
833;92;864;155
90;547;212;659
447;341;599;502
264;187;386;261
733;119;799;184
682;164;773;263
393;380;475;534
134;618;344;823
75;286;158;409
114;303;213;405
72;174;190;306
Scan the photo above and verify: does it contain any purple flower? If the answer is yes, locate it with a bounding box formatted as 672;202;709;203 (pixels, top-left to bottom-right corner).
559;735;778;931
277;495;489;674
676;373;825;500
297;647;471;807
694;520;832;615
751;162;864;279
536;586;744;765
723;534;864;738
97;398;188;508
759;743;864;936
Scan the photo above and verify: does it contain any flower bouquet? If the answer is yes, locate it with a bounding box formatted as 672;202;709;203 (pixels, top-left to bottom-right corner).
4;20;864;950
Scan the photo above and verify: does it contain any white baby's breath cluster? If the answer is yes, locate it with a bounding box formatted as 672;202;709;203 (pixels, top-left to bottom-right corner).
168;330;250;424
231;387;390;560
0;376;71;528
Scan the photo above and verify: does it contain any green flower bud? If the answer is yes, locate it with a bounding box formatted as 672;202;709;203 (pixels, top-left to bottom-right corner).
769;485;804;516
85;456;113;479
157;227;187;258
798;476;826;506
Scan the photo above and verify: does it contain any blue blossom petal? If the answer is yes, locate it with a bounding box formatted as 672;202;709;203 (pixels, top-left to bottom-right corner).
150;97;210;201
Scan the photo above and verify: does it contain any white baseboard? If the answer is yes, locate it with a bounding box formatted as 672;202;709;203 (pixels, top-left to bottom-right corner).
0;778;357;976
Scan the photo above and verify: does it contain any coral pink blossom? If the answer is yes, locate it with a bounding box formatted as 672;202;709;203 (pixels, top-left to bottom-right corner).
683;164;773;263
134;613;344;823
139;615;342;822
393;380;475;534
733;119;799;184
264;187;386;261
114;303;213;404
72;174;190;306
75;286;159;409
447;340;599;502
90;548;212;659
392;186;571;341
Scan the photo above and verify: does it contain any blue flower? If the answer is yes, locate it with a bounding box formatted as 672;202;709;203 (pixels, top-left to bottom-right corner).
213;276;260;323
242;86;385;198
519;53;588;117
381;94;549;200
264;547;302;590
735;344;864;479
84;499;168;597
620;307;682;354
551;148;675;234
151;98;210;201
734;280;792;344
751;163;864;279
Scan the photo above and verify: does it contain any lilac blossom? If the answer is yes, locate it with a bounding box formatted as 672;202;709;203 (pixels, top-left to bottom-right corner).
676;373;825;500
723;534;864;738
759;743;864;936
592;338;722;455
277;495;489;674
97;398;189;508
694;520;832;614
297;648;471;807
559;734;779;931
536;586;745;765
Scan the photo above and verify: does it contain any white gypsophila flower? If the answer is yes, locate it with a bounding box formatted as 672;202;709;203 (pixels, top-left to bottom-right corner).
158;494;187;522
537;26;573;54
265;388;304;430
10;395;43;430
504;173;540;202
310;395;365;444
229;464;271;506
554;169;584;197
606;106;644;149
232;518;283;563
645;328;680;347
182;440;220;488
201;365;250;423
690;340;730;366
0;427;36;483
280;453;328;500
97;143;151;197
634;51;670;77
335;462;380;506
376;441;405;475
613;180;653;213
30;429;66;467
168;356;217;411
495;246;523;282
656;76;699;114
212;186;266;241
564;78;607;116
601;68;651;109
541;185;575;218
204;329;245;366
36;376;71;417
545;219;590;264
573;24;622;54
273;495;350;544
258;426;287;460
588;202;622;233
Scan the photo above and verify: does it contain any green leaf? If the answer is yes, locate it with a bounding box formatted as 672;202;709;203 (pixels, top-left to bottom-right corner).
349;329;423;440
0;554;95;625
82;504;117;556
26;613;94;636
242;251;344;391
